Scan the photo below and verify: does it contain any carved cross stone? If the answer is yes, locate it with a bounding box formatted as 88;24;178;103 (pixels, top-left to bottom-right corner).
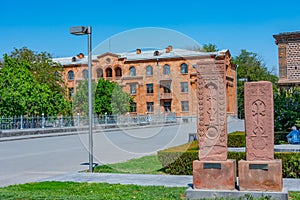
197;64;227;161
244;81;274;161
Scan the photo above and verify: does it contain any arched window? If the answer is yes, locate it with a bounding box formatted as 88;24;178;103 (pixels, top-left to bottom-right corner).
68;70;74;80
106;68;112;77
115;67;122;77
146;65;153;76
82;69;88;79
97;68;103;78
129;66;136;76
163;64;170;75
180;63;188;74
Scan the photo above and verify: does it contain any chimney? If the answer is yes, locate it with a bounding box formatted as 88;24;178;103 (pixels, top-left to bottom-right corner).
136;49;141;54
165;47;170;53
77;53;84;59
165;45;173;53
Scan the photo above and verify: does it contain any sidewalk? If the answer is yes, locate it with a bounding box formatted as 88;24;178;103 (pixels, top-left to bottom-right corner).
40;172;300;191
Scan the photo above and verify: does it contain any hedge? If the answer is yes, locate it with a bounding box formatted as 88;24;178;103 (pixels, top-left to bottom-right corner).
157;142;300;178
227;131;288;146
228;131;245;147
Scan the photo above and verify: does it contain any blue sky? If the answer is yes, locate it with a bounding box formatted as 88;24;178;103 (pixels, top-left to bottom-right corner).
1;0;300;74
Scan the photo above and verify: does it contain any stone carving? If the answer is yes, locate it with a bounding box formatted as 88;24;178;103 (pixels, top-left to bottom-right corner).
244;81;274;161
197;64;227;161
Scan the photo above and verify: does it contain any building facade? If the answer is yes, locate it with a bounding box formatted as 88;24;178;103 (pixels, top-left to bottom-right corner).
273;31;300;87
54;46;237;117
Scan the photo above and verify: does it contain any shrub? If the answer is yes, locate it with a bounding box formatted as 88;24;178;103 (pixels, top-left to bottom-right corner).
228;131;246;147
274;131;288;144
158;142;300;178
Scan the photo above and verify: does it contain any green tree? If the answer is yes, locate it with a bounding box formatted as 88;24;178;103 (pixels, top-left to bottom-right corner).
111;84;133;114
94;78;133;115
72;80;97;115
187;43;219;52
233;50;278;119
274;87;300;131
7;47;66;95
0;56;71;116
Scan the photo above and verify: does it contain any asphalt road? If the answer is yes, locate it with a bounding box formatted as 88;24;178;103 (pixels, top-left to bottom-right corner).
0;123;197;187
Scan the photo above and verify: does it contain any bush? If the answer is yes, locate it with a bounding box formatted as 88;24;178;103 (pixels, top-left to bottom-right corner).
228;131;246;147
158;142;300;178
274;131;288;144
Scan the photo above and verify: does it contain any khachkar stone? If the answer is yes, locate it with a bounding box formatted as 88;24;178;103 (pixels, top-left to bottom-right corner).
197;63;227;161
239;81;283;192
193;61;236;190
244;81;274;160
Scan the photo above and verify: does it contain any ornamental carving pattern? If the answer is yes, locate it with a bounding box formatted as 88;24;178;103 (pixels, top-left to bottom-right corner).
197;64;227;161
244;82;274;161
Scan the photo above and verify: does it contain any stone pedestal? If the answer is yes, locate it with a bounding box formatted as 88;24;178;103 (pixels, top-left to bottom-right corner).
193;159;236;190
238;159;283;192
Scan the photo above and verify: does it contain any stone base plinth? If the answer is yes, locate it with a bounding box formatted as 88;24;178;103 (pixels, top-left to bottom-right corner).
193;159;236;190
185;187;288;200
238;159;283;192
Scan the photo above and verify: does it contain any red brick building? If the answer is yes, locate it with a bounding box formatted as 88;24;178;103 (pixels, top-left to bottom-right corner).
54;46;237;117
273;31;300;87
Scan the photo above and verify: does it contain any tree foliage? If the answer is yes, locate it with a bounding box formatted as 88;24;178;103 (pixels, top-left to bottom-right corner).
186;43;219;52
274;88;300;131
7;47;66;95
232;50;278;118
72;80;97;115
0;56;71;116
94;78;133;115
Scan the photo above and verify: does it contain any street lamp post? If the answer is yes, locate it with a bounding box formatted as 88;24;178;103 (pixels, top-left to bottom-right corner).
70;26;93;172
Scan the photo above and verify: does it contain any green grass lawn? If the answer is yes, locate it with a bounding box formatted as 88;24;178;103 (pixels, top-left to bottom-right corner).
0;181;186;200
93;154;164;174
0;182;299;200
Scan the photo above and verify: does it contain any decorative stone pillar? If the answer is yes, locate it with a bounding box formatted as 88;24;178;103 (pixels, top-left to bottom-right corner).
193;61;236;190
238;81;283;192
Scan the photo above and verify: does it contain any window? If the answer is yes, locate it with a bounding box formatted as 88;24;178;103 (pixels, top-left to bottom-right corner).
163;101;171;112
180;63;188;74
68;87;74;99
130;84;137;95
146;65;153;76
147;102;154;112
68;70;74;80
97;68;103;78
106;68;112;77
129;66;136;76
181;82;188;93
82;69;88;79
162;82;171;93
130;102;137;112
181;101;189;112
146;83;154;94
115;67;122;77
163;64;170;75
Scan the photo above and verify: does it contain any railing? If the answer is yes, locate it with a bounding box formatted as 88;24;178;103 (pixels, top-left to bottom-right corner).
160;93;172;99
0;113;177;130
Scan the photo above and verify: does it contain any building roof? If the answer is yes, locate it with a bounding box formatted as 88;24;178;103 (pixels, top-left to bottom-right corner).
273;31;300;44
273;31;300;37
53;48;229;66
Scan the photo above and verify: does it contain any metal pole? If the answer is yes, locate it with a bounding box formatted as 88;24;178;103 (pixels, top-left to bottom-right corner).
87;27;93;172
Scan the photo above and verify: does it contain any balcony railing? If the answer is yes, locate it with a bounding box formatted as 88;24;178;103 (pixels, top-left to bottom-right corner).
160;93;172;99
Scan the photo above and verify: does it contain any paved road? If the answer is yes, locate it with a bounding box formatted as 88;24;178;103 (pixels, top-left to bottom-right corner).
0;117;245;188
0;123;197;187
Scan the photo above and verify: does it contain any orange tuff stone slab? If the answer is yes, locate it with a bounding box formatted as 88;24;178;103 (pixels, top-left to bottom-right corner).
238;159;283;192
196;63;227;161
193;159;236;190
244;81;274;161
